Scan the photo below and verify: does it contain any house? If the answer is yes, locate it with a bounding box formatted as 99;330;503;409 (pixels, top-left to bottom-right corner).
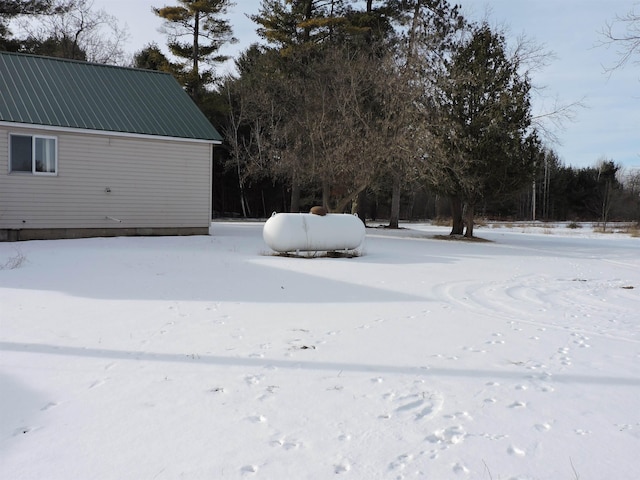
0;51;223;241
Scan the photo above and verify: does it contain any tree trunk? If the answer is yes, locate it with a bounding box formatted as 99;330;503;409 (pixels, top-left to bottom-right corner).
449;195;464;235
464;202;475;238
192;10;200;103
322;181;331;211
356;189;367;224
239;183;248;218
335;183;369;215
236;146;248;217
388;176;401;228
531;178;536;220
601;181;610;232
434;194;442;219
290;182;301;212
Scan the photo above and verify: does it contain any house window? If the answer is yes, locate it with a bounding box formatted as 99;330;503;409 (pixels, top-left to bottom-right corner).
9;134;57;175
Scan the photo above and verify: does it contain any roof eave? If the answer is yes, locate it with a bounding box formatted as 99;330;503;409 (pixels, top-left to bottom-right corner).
0;121;223;145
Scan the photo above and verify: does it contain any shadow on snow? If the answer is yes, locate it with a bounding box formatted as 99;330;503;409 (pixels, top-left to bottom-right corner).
3;341;639;388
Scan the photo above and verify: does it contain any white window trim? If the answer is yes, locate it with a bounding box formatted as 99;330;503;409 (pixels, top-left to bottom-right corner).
33;135;58;176
9;133;58;176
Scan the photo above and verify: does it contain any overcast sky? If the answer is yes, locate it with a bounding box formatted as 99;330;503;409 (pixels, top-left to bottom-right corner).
93;0;639;171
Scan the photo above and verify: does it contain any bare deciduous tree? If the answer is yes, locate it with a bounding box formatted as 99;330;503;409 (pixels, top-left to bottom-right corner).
600;3;640;72
17;0;129;64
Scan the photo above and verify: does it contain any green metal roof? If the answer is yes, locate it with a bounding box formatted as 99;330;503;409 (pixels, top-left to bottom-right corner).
0;51;222;142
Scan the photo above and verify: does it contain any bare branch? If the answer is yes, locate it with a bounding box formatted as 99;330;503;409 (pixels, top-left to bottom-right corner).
531;95;586;145
15;0;129;64
598;2;640;72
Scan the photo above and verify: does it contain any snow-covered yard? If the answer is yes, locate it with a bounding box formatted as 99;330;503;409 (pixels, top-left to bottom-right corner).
1;221;638;479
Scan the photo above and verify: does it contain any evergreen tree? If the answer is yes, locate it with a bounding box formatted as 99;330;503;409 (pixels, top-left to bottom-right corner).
154;0;236;103
428;23;537;237
0;0;60;51
19;33;87;59
133;43;182;74
252;0;359;51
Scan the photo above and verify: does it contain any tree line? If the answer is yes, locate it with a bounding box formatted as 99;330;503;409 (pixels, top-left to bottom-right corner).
2;1;639;234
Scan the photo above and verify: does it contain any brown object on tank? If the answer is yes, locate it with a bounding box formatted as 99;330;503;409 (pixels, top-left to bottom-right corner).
309;206;328;216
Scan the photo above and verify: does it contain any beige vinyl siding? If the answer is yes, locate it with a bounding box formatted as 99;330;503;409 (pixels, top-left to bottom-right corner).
1;126;213;230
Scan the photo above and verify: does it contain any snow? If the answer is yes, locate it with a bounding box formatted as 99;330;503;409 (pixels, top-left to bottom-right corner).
1;221;639;479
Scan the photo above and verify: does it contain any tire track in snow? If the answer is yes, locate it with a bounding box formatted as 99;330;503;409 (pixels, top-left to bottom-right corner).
432;275;640;344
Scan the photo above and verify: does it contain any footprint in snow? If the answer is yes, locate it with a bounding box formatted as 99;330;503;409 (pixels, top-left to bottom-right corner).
507;445;526;456
41;401;59;411
525;362;546;370
388;453;413;471
426;425;466;446
241;465;258;474
395;393;444;421
270;437;302;450
535;422;552;432
571;333;591;348
462;346;486;353
245;374;263;386
445;411;473;421
248;415;267;424
88;379;107;389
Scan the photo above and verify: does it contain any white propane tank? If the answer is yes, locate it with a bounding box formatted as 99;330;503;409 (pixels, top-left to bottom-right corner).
263;213;365;253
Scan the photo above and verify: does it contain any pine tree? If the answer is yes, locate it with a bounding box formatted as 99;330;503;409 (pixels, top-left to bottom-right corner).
133;43;182;74
0;0;60;51
154;0;236;102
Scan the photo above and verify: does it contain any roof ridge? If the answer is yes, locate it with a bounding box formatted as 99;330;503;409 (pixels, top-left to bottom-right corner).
0;50;172;76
